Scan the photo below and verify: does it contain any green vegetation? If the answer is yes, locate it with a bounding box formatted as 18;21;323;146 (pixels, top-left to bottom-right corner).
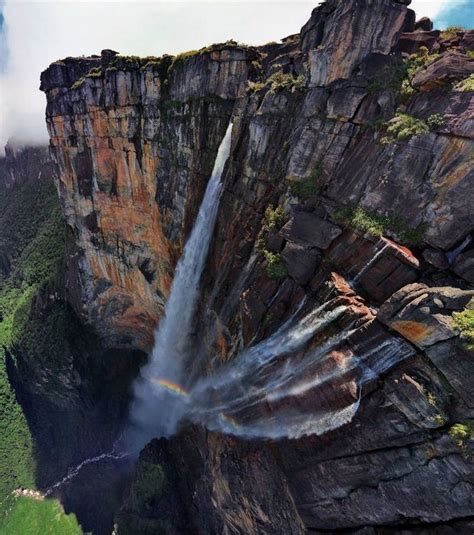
85;67;102;78
452;308;474;349
70;66;103;89
0;178;79;534
449;422;473;457
0;497;82;535
267;71;306;93
170;39;249;68
247;71;306;94
288;165;321;199
404;48;440;79
466;50;474;59
440;26;464;40
449;423;472;441
257;204;286;252
71;78;85;90
0;180;65;509
262;206;285;232
453;74;474;92
371;44;442;101
367;63;406;94
130;461;165;510
434;414;447;426
0;347;35;520
335;205;426;245
256;206;288;280
263;251;288;279
426;113;445;130
248;81;265;93
426;391;437;407
170;49;201;67
381;112;429;143
396;48;441;100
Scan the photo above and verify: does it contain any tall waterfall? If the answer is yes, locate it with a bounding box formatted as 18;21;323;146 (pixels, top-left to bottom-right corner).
124;122;233;453
43;119;415;493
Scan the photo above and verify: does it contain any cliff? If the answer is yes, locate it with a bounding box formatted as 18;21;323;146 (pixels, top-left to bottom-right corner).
36;0;474;532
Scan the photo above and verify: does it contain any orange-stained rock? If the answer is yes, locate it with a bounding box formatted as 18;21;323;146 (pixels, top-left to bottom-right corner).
378;283;474;349
42;47;258;350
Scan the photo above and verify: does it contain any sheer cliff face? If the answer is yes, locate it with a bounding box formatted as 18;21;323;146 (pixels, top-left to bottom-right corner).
41;46;258;349
41;0;474;532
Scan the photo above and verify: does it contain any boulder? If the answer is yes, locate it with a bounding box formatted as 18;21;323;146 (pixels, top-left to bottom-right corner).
461;30;474;51
281;243;321;285
280;210;342;250
397;30;440;54
266;231;285;253
377;283;474;349
423;248;449;270
453;249;474;284
415;17;433;32
412;52;474;91
426;339;474;409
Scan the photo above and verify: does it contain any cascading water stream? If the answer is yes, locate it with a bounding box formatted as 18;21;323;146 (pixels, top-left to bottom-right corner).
123;121;234;453
351;240;389;286
43;122;234;494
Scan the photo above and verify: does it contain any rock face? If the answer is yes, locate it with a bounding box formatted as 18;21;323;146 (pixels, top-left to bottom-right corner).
40;0;474;532
41;45;258;350
0;143;55;192
301;0;414;85
412;52;474;91
117;427;306;535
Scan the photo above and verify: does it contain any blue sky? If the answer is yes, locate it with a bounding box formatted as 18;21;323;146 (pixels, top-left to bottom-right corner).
0;0;6;74
435;0;474;28
0;0;472;151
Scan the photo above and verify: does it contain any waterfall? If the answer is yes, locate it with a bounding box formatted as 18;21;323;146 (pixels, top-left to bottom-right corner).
124;122;233;453
41;120;415;492
351;240;389;286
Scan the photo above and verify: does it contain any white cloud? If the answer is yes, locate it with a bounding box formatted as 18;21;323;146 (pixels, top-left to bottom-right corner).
0;0;464;152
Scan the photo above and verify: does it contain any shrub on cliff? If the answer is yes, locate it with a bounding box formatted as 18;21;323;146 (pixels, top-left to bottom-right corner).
263;206;285;232
397;48;440;100
263;251;288;279
267;71;306;93
335;205;425;245
452;308;474;349
454;74;474;92
288;165;322;199
440;26;464;40
427;113;445;130
380;113;430;144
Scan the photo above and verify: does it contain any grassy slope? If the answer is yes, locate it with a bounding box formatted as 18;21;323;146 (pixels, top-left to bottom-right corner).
0;178;82;533
0;497;82;535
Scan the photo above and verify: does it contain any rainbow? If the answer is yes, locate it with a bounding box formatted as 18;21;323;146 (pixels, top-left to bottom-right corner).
151;378;189;398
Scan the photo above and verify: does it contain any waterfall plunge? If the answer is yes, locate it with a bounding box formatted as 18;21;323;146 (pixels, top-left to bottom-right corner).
43;122;415;494
124;122;234;454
